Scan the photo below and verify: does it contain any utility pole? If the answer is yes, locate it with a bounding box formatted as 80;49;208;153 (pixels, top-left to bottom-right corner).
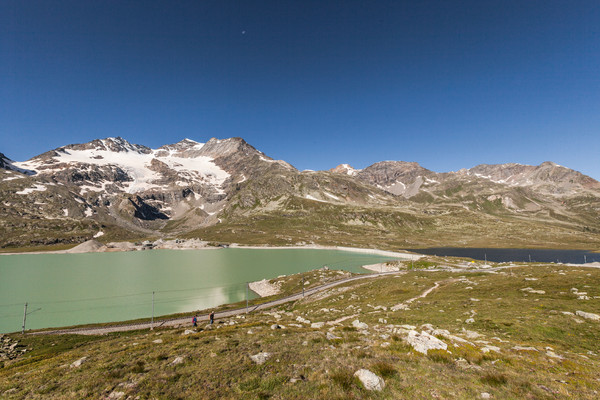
21;302;41;334
584;255;587;263
151;291;155;330
529;254;532;263
246;283;249;314
21;303;27;335
302;276;305;298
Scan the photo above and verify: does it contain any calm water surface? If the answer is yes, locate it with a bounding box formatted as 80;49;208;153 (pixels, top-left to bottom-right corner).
410;248;599;264
0;248;399;333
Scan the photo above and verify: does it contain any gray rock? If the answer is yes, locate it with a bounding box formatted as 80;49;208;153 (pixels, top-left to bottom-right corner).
576;310;600;321
171;356;185;365
250;352;271;365
406;330;447;354
352;320;368;330
70;356;87;368
354;369;385;391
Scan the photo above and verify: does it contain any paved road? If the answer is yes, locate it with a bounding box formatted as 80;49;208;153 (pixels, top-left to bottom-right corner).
30;270;406;336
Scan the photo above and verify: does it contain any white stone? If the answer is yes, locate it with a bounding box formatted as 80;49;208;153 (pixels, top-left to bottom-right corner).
461;328;482;339
354;369;385;391
296;316;311;324
481;345;501;353
249;352;271;365
183;329;195;335
465;318;475;324
311;322;325;329
576;311;600;321
481;392;491;399
352;320;368;330
326;332;341;340
512;346;538;352
152;339;163;344
70;356;87;368
406;330;447;354
391;303;410;311
107;391;125;399
546;350;564;360
521;287;546;295
171;356;184;365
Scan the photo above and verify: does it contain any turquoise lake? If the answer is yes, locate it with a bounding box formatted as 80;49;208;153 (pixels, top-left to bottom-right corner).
0;248;399;333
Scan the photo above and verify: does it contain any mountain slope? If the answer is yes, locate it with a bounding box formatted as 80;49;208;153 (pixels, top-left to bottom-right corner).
1;138;599;250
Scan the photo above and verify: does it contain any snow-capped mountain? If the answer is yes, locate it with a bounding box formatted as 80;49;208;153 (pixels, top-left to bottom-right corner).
1;137;599;249
15;137;234;195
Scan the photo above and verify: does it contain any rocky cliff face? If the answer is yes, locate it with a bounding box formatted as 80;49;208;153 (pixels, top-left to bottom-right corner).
1;137;599;249
354;161;436;197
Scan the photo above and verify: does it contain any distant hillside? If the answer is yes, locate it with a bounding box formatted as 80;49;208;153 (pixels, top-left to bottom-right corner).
1;137;599;250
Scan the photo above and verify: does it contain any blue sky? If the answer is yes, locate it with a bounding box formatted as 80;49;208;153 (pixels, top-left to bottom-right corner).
2;1;599;178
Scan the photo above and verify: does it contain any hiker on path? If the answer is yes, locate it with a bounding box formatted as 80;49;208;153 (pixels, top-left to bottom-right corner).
209;311;215;324
192;315;197;327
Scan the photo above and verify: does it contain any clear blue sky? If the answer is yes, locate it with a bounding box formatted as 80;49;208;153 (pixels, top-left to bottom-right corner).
2;1;599;179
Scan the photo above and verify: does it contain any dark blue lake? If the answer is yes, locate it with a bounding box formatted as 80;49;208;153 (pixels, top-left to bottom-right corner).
409;248;599;264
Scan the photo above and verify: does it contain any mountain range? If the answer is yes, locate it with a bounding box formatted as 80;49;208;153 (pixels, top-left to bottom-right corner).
1;137;599;250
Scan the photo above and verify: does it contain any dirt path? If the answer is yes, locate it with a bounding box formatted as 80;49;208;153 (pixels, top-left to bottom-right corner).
29;270;406;336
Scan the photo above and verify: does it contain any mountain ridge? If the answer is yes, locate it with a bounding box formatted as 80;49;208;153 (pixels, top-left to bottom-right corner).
1;137;599;250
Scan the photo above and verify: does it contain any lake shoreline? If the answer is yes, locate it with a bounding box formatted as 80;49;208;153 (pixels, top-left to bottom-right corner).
0;239;423;260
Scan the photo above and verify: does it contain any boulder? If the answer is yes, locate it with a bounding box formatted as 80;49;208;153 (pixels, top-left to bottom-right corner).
406;330;447;354
576;310;600;321
171;356;185;365
354;369;385;391
352;320;368;330
249;352;271;365
70;356;87;368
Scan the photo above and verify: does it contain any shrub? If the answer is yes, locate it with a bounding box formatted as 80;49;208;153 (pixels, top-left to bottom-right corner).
331;369;358;391
427;349;453;363
371;361;397;378
131;360;145;373
481;371;508;386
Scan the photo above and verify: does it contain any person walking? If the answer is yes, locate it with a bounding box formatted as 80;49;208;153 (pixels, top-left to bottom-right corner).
192;315;197;327
209;311;215;324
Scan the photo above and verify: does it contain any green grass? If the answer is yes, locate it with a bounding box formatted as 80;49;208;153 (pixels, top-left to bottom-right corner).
1;263;600;399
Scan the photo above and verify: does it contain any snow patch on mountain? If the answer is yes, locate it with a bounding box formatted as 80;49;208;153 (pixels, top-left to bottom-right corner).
16;184;47;195
14;138;231;194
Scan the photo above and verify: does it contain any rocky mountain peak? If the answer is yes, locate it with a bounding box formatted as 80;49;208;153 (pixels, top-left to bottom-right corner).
63;137;153;155
466;162;600;190
155;138;205;158
0;152;10;169
355;161;435;197
330;164;359;176
196;137;258;159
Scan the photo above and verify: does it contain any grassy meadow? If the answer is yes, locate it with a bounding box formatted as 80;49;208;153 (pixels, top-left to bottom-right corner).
1;259;599;399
